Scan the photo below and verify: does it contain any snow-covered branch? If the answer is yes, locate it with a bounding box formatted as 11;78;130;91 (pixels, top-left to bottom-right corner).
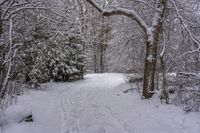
4;7;49;20
0;0;8;6
177;72;200;80
2;2;30;17
85;0;148;32
38;14;66;25
170;0;200;57
134;0;161;12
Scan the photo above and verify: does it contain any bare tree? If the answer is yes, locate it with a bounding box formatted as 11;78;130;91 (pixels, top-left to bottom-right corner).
85;0;167;98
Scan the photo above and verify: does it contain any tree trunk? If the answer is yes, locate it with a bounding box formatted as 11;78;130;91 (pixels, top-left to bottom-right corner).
0;8;3;36
0;8;4;99
142;39;158;98
160;55;169;104
93;52;98;73
0;18;13;104
99;43;104;73
142;0;166;99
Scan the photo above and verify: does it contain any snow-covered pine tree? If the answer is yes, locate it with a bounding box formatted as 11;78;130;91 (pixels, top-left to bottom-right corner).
15;22;85;84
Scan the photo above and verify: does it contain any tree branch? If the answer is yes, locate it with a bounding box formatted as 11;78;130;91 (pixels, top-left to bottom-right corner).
134;0;161;12
85;0;148;33
3;7;49;20
170;0;200;57
0;0;9;6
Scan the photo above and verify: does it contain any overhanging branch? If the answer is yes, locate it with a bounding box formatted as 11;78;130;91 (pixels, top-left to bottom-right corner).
85;0;148;33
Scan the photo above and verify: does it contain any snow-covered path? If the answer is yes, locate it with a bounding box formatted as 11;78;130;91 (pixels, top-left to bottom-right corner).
3;73;200;133
59;74;129;133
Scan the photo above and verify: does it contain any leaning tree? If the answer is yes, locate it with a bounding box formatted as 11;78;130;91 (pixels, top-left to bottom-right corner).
85;0;167;98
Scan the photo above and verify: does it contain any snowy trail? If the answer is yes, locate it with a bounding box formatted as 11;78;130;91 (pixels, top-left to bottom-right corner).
3;73;200;133
58;74;128;133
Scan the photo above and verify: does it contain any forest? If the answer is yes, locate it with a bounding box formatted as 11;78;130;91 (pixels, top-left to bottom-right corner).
0;0;200;133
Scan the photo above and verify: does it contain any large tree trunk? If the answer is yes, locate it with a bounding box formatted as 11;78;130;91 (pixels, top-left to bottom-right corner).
142;40;158;98
0;8;4;98
142;0;166;99
160;54;169;103
142;28;163;98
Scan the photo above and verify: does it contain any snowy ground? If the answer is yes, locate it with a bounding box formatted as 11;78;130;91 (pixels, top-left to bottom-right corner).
1;73;200;133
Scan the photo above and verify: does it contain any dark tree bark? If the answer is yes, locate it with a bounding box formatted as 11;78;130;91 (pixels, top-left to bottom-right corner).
0;8;3;36
0;8;4;98
160;54;169;104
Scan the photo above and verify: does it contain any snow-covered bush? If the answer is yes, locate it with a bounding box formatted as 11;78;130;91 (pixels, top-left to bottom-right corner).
169;72;200;111
14;24;85;84
32;32;85;82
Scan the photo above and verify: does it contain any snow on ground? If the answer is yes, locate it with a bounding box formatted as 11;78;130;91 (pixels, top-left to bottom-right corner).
1;73;200;133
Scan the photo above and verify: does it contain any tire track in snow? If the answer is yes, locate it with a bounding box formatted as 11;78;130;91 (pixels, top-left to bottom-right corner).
60;88;130;133
60;89;88;133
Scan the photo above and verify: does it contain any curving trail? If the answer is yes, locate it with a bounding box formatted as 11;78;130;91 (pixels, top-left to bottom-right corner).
3;73;200;133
